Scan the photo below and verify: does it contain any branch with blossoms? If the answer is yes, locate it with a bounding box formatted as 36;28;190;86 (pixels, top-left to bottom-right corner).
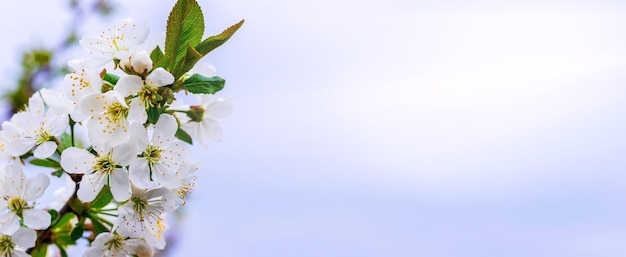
0;0;242;256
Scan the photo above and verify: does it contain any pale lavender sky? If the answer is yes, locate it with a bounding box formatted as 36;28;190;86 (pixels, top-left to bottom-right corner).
2;0;626;256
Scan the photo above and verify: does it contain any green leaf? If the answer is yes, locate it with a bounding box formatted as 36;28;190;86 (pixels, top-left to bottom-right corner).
88;215;109;234
70;225;84;241
68;197;85;214
147;106;162;124
55;234;75;246
57;245;69;257
58;133;72;152
150;45;165;66
196;19;244;56
31;244;48;257
164;0;205;72
54;212;77;229
103;73;120;85
172;42;203;79
52;168;64;178
175;128;193;144
30;158;61;169
48;209;60;225
89;186;113;209
181;74;225;94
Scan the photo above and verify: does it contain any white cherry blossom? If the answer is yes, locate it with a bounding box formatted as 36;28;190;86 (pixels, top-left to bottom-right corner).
2;92;68;159
115;67;175;125
80;91;137;147
61;59;103;121
179;94;233;148
115;186;175;249
80;18;150;67
129;114;188;189
0;162;50;234
0;228;36;257
172;161;200;210
60;142;136;202
84;232;153;257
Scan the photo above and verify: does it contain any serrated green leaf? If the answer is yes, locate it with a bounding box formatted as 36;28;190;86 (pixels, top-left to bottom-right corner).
103;73;120;85
196;19;244;56
150;45;165;66
164;0;204;73
172;42;203;79
181;74;225;94
175;128;193;144
30;158;61;169
89;186;112;209
147;107;161;124
70;225;84;241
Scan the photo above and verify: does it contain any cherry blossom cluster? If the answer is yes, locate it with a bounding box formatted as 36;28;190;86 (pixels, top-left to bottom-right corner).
0;15;235;256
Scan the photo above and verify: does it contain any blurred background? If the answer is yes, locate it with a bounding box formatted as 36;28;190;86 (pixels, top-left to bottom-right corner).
2;0;626;256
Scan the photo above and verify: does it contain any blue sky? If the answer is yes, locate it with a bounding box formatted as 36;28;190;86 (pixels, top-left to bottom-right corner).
2;0;626;256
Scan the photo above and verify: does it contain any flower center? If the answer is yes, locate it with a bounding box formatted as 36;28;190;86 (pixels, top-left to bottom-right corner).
95;154;116;175
35;130;53;145
139;84;161;108
104;233;125;251
187;105;205;122
140;145;162;168
107;102;129;124
7;197;27;216
131;197;147;221
0;235;15;255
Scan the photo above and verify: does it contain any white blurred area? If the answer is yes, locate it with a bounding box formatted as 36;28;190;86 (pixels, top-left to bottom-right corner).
2;0;626;256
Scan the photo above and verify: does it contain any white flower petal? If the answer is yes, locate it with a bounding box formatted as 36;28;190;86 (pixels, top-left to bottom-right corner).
49;114;70;135
112;143;138;166
129;159;153;189
203;118;223;142
33;141;57;159
11;227;36;248
78;173;107;202
0;212;19;235
23;173;50;201
61;147;95;174
146;67;174;87
153;114;178;143
130;123;150;150
115;75;143;97
69;108;89;122
27;94;45;115
22;209;51;230
208;97;234;118
182;122;206;148
79;93;109;116
128;98;147;124
126;238;154;257
152;165;180;189
110;169;131;202
0;162;26;197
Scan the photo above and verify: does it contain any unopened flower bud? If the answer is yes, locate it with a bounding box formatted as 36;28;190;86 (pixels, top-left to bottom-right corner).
129;50;153;75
